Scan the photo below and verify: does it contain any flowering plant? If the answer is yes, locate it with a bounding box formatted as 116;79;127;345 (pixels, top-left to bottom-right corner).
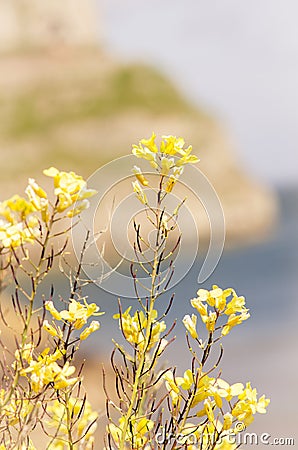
106;133;269;449
0;135;269;449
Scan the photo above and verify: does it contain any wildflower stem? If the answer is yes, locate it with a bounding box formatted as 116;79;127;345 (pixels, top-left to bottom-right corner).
119;193;162;449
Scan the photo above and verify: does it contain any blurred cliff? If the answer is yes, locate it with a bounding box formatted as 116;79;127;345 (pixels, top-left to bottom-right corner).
0;0;277;246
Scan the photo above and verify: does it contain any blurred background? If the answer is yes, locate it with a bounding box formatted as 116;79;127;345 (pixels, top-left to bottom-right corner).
0;0;297;447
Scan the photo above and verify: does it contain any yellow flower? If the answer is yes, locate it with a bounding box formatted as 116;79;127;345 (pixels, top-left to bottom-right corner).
160;135;185;155
204;311;217;332
232;382;270;426
43;319;63;338
25;178;49;222
59;299;103;330
132;133;158;167
132;180;148;205
224;293;246;315
163;370;181;405
191;286;250;335
222;311;250;336
45;300;62;321
161;156;174;175
191;297;208;318
176;145;200;166
108;415;154;447
114;307;166;352
204;398;215;423
0;389;36;427
43;167;97;215
0;195;39;248
80;320;100;340
176;369;194;390
182;314;198;339
211;379;244;407
132;133;199;174
191;373;215;407
196;286;232;311
140;132;159;153
132;166;149;186
165;174;178;193
14;343;34;364
222;412;233;431
20;350;77;392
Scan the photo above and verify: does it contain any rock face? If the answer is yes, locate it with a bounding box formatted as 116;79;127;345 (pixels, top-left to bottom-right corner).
0;0;99;51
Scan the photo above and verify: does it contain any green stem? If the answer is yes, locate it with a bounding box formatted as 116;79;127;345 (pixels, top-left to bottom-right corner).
65;391;74;450
119;253;159;449
2;210;55;408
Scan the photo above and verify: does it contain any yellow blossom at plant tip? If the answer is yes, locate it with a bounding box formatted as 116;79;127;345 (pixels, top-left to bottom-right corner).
231;382;270;426
183;314;199;339
0;195;40;248
80;320;100;340
25;178;49;222
140;132;159;153
160;135;185;155
45;300;62;320
224;293;247;315
176;145;200;166
43;167;97;216
222;311;250;336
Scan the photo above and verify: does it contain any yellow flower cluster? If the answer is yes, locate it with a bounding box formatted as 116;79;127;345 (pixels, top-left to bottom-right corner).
44;167;97;217
114;307;166;352
132;132;199;168
0;195;39;248
108;415;154;447
163;369;269;439
131;133;199;201
45;298;103;340
25;178;49;222
0;168;96;250
47;397;98;449
20;347;77;392
186;285;250;337
231;382;270;426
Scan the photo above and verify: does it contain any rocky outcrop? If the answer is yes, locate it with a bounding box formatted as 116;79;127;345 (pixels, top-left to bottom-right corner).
0;0;98;51
0;49;277;246
0;0;277;247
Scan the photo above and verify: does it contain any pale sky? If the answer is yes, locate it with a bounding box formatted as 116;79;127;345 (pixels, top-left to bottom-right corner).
100;0;298;187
